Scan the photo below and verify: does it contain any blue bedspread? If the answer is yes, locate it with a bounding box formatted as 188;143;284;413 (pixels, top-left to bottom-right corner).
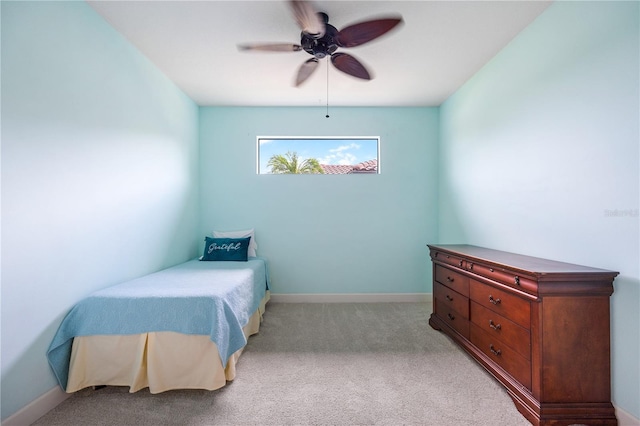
47;258;269;390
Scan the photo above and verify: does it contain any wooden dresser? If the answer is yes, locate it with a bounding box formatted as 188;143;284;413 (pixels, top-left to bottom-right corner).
428;244;618;426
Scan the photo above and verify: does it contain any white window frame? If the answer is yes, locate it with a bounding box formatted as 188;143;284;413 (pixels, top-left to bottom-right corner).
256;136;380;175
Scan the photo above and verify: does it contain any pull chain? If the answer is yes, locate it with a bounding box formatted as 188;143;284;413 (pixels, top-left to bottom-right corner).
325;59;330;118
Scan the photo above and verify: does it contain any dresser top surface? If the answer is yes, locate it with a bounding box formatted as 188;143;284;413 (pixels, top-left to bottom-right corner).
428;244;618;278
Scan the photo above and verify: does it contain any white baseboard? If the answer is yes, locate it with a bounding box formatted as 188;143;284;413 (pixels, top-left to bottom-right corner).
269;293;432;303
617;405;640;426
2;386;70;426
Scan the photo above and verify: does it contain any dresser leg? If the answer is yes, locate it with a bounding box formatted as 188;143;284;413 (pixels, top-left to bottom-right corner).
428;314;443;331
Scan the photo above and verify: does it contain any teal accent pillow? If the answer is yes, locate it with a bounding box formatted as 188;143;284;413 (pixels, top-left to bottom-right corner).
201;236;251;262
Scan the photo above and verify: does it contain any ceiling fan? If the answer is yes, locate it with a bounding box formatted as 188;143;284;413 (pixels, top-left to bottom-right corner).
238;0;403;86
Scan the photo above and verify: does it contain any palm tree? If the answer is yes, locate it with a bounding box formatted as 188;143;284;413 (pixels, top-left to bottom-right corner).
267;151;324;174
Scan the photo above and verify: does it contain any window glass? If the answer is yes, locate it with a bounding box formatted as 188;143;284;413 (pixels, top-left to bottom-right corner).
257;137;379;175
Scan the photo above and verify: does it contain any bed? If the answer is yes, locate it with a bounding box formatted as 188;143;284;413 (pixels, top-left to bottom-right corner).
47;255;270;394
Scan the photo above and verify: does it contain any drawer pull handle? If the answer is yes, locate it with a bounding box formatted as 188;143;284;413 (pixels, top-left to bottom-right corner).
446;294;454;302
489;268;494;272
446;276;454;283
489;320;501;331
514;276;520;286
489;344;502;356
489;295;502;305
447;313;455;321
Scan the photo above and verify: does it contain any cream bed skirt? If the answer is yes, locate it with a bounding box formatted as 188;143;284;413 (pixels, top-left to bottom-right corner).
66;292;269;393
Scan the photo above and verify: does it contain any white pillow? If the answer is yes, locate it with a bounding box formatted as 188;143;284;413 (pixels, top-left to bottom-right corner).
213;229;258;257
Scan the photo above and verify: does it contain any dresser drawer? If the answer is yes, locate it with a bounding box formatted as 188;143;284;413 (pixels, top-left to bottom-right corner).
466;262;537;295
470;301;530;360
435;265;469;297
470;324;532;390
434;281;468;320
432;250;466;269
435;298;469;339
469;279;531;329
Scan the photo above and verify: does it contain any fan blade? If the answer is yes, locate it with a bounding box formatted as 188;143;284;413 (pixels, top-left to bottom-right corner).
336;17;403;48
238;43;302;52
331;53;371;80
295;58;320;86
289;0;325;38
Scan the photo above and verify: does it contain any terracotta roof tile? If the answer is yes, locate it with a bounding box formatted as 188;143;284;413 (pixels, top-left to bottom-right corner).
351;159;377;173
321;164;355;174
320;159;377;174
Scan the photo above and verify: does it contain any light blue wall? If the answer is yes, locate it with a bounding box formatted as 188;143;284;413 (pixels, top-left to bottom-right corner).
199;107;439;295
1;1;199;420
439;1;639;418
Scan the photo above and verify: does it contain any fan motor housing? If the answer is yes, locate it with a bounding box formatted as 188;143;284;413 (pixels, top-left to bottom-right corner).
301;23;338;59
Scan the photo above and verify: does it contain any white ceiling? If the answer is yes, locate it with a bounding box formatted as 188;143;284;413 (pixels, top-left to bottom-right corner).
88;0;552;107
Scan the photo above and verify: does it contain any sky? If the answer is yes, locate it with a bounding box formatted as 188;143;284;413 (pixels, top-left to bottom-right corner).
258;138;379;174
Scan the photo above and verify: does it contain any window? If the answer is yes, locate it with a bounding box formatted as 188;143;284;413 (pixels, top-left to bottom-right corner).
257;137;379;175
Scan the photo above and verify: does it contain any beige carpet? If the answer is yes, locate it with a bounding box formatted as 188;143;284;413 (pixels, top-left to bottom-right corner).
33;302;531;425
